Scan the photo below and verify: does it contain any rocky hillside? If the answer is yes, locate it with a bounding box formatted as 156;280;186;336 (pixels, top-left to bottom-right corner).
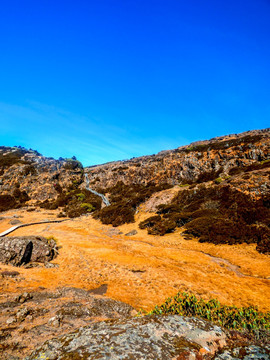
86;128;270;188
0;146;84;201
1;129;269;252
87;129;270;254
0;147;102;217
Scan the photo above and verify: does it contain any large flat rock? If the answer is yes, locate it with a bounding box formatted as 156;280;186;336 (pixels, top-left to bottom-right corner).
26;315;227;359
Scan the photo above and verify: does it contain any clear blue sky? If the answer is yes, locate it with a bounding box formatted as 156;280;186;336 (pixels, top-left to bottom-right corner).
0;0;269;166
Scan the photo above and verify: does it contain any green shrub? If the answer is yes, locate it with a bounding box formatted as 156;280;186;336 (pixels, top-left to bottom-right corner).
214;177;223;184
80;203;95;212
76;193;86;201
149;292;270;334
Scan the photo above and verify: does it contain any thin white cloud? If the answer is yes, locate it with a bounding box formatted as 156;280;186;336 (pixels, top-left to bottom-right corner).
0;101;189;166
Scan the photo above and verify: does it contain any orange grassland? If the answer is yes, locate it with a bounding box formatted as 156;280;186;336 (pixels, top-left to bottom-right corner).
0;208;269;312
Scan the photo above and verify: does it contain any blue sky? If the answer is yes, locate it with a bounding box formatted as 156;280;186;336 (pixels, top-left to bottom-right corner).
0;0;269;166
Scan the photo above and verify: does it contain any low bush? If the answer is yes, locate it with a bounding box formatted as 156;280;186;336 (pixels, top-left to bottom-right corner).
63;159;83;170
80;203;95;212
0;148;28;168
0;195;17;212
93;181;173;227
139;183;270;253
0;188;30;212
39;188;101;218
149;292;270;335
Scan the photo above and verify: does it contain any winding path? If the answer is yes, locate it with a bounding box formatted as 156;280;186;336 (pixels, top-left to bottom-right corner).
0;219;67;237
85;173;110;206
0;174;110;237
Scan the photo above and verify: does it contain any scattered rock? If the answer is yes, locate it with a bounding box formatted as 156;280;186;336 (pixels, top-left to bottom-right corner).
16;307;30;322
1;270;20;278
9;219;22;225
0;236;57;266
130;269;145;273
23;262;42;268
106;228;123;237
6;317;17;325
125;229;138;236
215;345;270;359
15;292;33;304
44;262;59;268
48;315;62;328
88;284;108;295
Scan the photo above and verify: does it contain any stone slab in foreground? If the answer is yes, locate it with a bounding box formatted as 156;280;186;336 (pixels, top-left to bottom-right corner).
25;315;227;359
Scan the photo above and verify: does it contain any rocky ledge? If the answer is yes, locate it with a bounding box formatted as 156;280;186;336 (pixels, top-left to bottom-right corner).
25;314;269;360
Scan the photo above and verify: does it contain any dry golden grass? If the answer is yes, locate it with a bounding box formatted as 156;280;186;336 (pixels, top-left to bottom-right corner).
0;208;269;312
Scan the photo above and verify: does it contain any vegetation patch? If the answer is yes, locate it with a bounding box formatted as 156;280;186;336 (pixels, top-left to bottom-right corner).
92;181;173;227
149;292;270;336
40;186;101;218
139;183;270;254
63;158;83;170
0;147;29;168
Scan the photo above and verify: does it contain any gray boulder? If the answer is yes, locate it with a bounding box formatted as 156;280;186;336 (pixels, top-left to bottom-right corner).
25;315;227;359
0;236;57;266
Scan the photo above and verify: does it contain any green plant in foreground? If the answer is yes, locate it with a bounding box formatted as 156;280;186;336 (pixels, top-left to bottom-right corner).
148;292;270;334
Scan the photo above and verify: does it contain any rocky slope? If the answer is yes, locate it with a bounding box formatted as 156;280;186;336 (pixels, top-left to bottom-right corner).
0;146;103;217
0;130;269;359
0;147;84;203
84;129;270;255
85;128;270;188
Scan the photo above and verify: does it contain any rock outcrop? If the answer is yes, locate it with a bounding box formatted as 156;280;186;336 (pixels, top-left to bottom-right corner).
85;128;270;189
0;147;84;204
0;287;135;359
26;315;228;360
0;236;57;266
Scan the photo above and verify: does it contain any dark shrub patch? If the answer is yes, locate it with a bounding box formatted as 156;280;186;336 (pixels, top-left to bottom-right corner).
195;168;223;184
0;195;17;212
229;160;270;176
0;148;28;168
93;203;135;227
63;159;83;170
139;215;176;236
39;189;102;218
12;188;30;203
21;165;37;176
139;215;162;230
139;181;270;253
93;181;173;227
0;189;30;212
